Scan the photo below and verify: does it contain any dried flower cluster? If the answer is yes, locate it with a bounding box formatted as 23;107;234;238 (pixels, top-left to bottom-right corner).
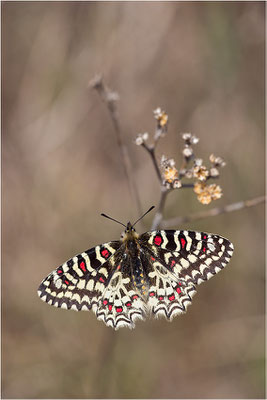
153;107;168;128
160;156;181;189
194;182;222;205
135;107;226;205
153;107;168;141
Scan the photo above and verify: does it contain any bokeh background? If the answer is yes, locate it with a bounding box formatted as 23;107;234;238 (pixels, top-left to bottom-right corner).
2;2;265;399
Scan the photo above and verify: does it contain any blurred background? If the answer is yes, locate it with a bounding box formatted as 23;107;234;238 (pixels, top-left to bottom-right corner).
2;2;265;399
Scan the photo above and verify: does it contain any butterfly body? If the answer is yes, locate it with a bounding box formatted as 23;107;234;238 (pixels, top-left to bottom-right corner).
38;226;234;330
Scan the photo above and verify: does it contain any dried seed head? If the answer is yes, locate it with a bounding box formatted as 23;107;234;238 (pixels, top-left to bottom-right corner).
173;179;182;189
185;169;193;179
197;189;213;205
194;158;203;167
194;181;206;195
182;133;199;145
194;182;222;204
134;132;149;146
163;181;171;189
210;167;220;177
182;132;191;141
160;155;176;169
154;107;168;127
209;154;226;167
163;167;178;183
160;154;168;167
193;165;209;181
183;147;193;159
154;107;162;118
209;184;223;200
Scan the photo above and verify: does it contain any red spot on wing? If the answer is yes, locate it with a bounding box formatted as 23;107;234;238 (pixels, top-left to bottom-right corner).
116;307;123;313
169;295;175;301
170;260;176;268
176;287;181;294
154;235;162;246
64;280;70;285
57;269;63;274
101;249;110;258
149;292;155;297
126;302;131;307
117;264;121;270
132;295;138;300
103;299;108;306
151;256;155;261
159;296;164;301
203;247;206;252
99;277;105;283
80;261;86;272
180;238;186;249
108;304;112;311
203;235;207;239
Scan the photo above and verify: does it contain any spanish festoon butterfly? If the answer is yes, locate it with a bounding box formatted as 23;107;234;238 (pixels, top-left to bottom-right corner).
38;206;234;329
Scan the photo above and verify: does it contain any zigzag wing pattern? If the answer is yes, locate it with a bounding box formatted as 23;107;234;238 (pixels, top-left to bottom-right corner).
139;229;234;320
146;258;196;321
37;241;121;311
38;228;234;329
94;257;148;330
140;230;234;285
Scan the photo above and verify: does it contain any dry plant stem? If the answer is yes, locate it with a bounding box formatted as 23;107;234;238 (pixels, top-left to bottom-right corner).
141;142;162;182
161;195;266;229
141;142;195;229
90;75;143;216
151;187;170;230
141;142;169;229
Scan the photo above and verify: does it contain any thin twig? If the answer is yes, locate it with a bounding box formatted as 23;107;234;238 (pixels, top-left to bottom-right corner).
140;141;170;230
89;74;143;217
151;187;170;230
141;143;162;182
141;140;194;230
161;195;266;229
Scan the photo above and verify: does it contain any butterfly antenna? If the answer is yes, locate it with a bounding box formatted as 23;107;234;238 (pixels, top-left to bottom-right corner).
101;213;127;228
132;206;155;227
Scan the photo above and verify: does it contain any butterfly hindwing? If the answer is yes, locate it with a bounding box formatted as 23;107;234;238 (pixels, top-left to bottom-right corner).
138;229;233;320
145;256;197;320
94;255;147;330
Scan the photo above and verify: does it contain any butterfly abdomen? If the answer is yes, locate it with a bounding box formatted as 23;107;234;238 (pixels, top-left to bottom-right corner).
131;256;148;296
124;238;148;296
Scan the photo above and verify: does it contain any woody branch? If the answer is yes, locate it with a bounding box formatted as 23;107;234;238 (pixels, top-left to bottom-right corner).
134;108;265;230
89;74;143;217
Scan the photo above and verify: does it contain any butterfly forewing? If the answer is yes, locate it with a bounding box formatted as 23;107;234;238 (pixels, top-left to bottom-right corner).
38;229;234;329
38;241;121;311
141;230;234;285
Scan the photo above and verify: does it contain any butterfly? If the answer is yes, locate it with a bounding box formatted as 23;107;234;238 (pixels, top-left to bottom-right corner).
38;206;234;330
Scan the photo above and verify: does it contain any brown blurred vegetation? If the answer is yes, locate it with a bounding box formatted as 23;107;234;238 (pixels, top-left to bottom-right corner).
2;2;265;399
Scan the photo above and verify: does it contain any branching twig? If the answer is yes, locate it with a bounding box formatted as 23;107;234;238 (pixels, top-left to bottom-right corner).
135;112;264;231
161;195;266;229
141;142;162;182
89;74;143;217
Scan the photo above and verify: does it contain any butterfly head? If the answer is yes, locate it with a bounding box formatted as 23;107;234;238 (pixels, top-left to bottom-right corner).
101;206;155;242
121;222;139;241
